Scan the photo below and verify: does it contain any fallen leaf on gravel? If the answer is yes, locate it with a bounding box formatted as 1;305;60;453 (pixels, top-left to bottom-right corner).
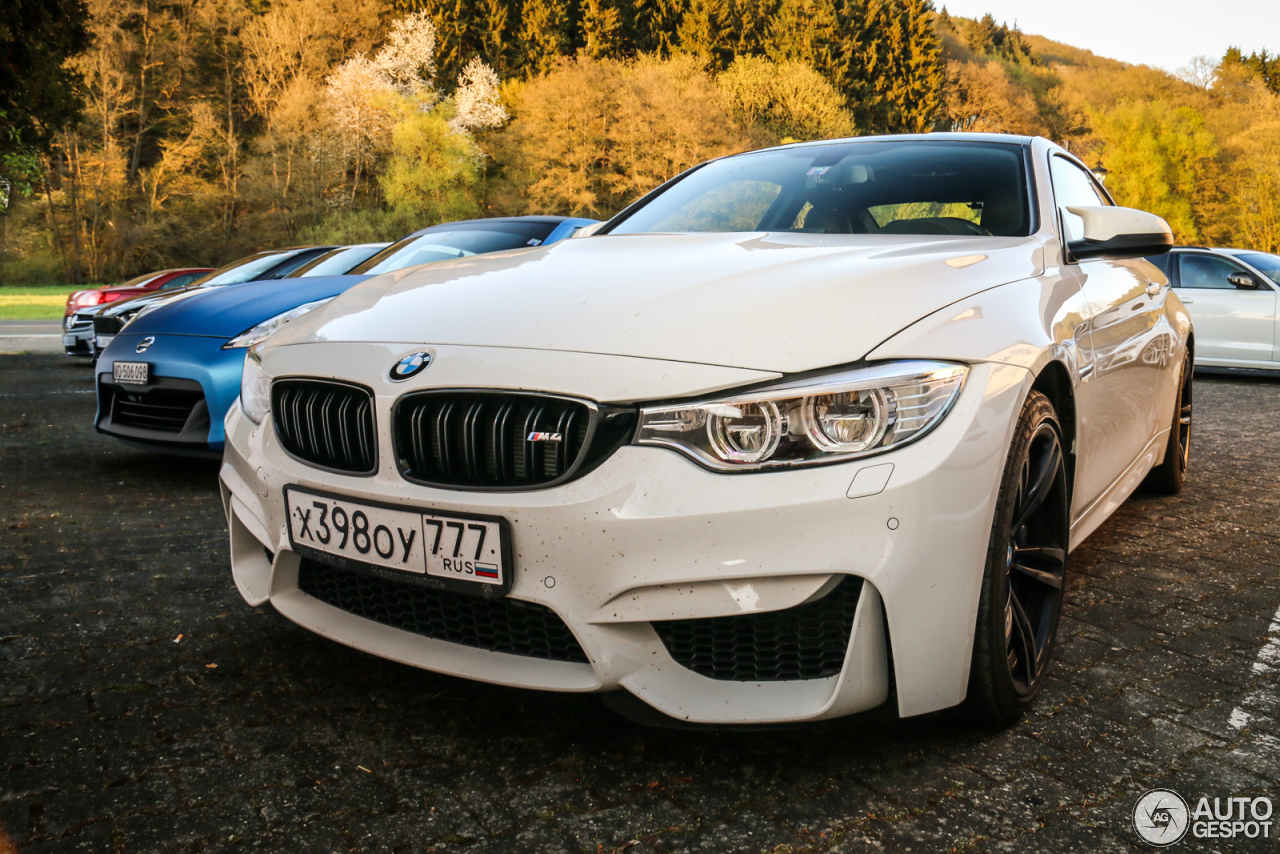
206;663;217;668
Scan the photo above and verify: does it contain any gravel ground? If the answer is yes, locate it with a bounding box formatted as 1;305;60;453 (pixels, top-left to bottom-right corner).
2;354;1278;853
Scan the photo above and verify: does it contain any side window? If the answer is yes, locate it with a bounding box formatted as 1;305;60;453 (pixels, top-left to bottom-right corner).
161;274;194;290
1178;254;1244;290
1049;156;1109;244
1145;254;1173;278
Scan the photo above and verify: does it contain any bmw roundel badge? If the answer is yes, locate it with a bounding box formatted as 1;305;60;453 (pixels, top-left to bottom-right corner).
390;351;432;381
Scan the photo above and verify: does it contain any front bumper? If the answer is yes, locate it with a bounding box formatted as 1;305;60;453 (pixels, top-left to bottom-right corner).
63;315;94;356
95;332;246;452
221;356;1031;724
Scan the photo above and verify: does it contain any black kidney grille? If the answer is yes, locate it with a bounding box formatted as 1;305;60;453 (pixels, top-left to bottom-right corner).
652;576;863;681
273;379;376;474
395;392;634;489
297;558;589;663
112;387;203;432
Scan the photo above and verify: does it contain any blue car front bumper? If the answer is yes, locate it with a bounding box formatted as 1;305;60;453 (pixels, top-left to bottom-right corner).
95;332;247;455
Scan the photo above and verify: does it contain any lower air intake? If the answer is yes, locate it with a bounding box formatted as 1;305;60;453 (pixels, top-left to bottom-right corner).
297;558;590;664
652;576;863;681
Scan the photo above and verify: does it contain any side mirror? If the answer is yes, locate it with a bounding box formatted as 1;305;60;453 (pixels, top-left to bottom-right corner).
1065;206;1174;261
1228;271;1261;289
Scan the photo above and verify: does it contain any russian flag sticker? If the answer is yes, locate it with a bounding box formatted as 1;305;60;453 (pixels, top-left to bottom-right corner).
475;562;500;580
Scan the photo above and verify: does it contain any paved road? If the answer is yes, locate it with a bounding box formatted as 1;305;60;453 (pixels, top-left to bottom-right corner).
0;321;66;356
1;354;1278;853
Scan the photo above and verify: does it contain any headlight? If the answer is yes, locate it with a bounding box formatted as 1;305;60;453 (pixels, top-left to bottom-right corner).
223;298;333;349
119;304;157;330
635;361;968;471
239;349;270;424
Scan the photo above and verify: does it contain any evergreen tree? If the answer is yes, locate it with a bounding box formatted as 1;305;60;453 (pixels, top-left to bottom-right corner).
867;0;944;133
518;0;571;75
581;0;624;59
628;0;685;56
477;0;514;77
677;0;730;67
765;0;843;86
723;0;781;57
1222;46;1280;95
0;0;91;166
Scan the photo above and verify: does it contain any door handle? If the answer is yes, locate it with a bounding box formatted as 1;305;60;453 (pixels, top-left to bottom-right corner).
1181;298;1195;304
1146;283;1162;297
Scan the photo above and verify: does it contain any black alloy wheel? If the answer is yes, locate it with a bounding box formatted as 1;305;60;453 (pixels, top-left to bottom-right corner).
1143;351;1193;495
965;390;1070;725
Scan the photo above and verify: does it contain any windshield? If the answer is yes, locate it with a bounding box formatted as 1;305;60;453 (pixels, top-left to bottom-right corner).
353;224;556;275
117;271;163;288
195;252;297;286
609;140;1032;237
1234;252;1280;284
287;244;389;278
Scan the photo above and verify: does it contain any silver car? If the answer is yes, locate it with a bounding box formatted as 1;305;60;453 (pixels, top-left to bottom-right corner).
1145;247;1280;370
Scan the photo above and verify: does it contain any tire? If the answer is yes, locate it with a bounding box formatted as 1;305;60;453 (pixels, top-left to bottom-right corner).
1142;352;1192;495
964;390;1070;727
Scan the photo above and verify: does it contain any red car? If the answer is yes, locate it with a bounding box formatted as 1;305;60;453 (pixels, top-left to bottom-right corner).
63;268;215;317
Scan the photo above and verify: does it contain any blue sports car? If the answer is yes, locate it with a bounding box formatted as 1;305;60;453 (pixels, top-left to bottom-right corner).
94;216;596;456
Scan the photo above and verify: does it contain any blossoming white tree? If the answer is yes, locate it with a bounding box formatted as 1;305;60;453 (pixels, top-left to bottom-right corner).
451;58;507;134
324;55;396;199
372;11;438;96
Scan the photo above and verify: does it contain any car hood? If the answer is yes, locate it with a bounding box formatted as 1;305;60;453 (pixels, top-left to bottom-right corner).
128;275;371;337
96;285;210;318
272;232;1045;373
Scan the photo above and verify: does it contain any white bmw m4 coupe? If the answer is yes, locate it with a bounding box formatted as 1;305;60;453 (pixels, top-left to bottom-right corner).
220;134;1192;726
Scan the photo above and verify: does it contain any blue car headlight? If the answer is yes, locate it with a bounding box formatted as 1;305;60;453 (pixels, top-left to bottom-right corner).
223;298;333;350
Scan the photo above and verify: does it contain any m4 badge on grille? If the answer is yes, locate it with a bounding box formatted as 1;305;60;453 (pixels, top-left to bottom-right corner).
527;432;563;442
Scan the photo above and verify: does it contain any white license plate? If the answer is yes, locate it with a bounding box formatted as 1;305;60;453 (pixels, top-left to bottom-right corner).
62;334;76;347
285;487;510;595
96;335;115;351
112;361;149;385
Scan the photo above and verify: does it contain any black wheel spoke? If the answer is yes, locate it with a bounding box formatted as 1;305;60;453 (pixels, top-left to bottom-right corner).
1011;557;1065;590
1007;592;1038;686
1012;440;1062;532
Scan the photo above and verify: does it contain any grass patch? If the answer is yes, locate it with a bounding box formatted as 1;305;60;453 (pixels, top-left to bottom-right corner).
0;285;106;319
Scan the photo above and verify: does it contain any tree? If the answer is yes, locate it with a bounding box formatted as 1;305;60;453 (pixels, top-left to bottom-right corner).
868;0;945;133
325;56;398;199
1088;100;1220;243
581;0;623;59
380;101;482;224
0;0;92;165
944;60;1045;135
1221;46;1280;95
492;54;749;217
718;55;854;143
677;0;730;68
518;0;570;75
451;58;508;132
373;10;439;95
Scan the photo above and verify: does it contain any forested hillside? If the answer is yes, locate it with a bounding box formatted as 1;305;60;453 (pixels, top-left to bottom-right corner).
1;0;1277;285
